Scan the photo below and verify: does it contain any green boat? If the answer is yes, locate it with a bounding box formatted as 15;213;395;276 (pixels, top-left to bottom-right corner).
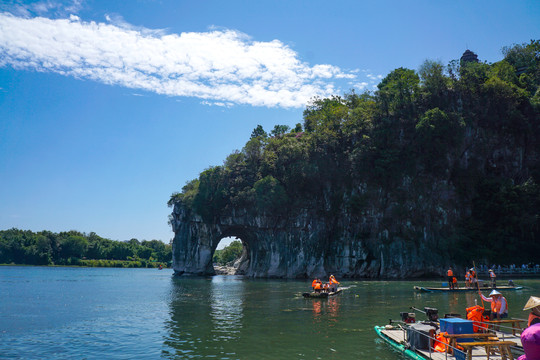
375;325;427;360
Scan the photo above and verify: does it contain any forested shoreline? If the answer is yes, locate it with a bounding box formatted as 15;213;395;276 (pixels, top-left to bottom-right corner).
0;228;171;268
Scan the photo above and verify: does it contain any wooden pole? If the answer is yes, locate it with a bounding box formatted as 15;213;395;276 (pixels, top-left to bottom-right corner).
473;261;485;308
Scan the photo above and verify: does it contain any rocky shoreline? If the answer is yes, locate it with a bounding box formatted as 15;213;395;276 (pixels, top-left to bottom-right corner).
213;265;237;275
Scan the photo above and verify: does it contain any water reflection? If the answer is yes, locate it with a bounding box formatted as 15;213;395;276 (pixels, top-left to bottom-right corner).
163;276;246;358
310;296;341;326
209;276;245;341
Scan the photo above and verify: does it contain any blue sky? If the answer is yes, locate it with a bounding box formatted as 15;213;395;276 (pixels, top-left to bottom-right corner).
1;0;539;245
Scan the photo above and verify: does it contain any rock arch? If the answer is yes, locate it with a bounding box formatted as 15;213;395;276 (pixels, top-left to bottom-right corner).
169;203;439;278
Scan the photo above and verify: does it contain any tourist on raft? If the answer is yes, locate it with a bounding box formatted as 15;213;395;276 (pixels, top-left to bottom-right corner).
523;296;540;328
465;269;472;288
517;323;540;360
312;279;323;293
479;289;508;320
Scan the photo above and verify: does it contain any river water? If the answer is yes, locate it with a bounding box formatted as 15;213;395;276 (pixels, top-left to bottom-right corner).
1;266;539;359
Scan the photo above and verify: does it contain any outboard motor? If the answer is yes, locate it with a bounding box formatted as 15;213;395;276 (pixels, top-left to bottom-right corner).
424;307;439;322
401;312;416;323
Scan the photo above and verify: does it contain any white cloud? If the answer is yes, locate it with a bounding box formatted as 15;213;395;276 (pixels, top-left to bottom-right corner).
354;81;369;90
0;12;357;108
367;73;383;82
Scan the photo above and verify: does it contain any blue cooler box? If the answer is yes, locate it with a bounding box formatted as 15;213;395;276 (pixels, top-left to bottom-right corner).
439;318;474;342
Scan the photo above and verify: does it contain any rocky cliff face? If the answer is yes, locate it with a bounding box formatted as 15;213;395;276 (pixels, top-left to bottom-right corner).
170;179;460;278
170;121;537;279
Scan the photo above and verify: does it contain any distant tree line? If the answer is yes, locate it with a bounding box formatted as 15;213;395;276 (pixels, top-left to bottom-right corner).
169;40;540;266
0;228;172;268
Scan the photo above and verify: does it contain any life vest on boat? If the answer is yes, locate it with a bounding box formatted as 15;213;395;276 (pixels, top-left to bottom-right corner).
466;305;490;332
528;312;540;327
447;269;454;277
312;279;318;289
434;332;450;353
314;282;322;290
453;277;457;283
491;296;508;315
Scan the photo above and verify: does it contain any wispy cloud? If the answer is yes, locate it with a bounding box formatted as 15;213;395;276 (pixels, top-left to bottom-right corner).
0;12;358;108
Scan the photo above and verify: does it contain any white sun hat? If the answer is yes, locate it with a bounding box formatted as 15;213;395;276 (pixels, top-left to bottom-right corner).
489;290;502;296
523;296;540;310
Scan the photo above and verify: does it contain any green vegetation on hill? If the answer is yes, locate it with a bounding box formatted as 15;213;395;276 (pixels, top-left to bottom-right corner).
170;40;540;266
0;228;171;268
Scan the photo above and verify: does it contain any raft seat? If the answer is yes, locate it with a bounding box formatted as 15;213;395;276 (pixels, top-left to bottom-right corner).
458;340;516;360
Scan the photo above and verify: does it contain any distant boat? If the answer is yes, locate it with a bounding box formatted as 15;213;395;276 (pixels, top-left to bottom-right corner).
302;288;343;298
414;285;523;293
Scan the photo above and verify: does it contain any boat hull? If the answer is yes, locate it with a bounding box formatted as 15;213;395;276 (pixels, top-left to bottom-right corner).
302;288;342;298
374;325;427;360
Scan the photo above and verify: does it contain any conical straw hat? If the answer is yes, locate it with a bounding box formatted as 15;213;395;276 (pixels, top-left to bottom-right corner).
523;296;540;310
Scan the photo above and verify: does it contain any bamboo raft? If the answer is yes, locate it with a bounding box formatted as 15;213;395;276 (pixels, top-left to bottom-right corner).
302;288;343;298
414;286;523;293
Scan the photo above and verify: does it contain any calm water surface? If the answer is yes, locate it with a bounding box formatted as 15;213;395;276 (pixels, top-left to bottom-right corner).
1;266;539;359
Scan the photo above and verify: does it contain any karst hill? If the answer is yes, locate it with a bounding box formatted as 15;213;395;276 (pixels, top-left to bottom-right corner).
169;42;540;278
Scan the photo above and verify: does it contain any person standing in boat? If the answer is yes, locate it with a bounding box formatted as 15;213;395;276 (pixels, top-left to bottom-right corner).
328;275;340;292
470;267;479;290
447;267;454;289
523;296;540;327
465;269;472;288
479;289;508;320
489;269;497;288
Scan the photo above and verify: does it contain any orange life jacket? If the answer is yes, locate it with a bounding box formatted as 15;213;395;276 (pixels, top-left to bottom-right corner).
314;282;322;290
434;332;450;353
447;269;454;277
466;305;489;332
465;271;471;280
312;279;318;288
528;312;540;327
491;296;508;315
452;277;457;283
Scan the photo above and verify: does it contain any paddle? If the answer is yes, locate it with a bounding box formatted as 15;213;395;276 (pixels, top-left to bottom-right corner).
473;261;485;308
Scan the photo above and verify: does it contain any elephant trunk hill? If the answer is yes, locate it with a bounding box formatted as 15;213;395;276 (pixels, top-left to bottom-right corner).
169;44;540;278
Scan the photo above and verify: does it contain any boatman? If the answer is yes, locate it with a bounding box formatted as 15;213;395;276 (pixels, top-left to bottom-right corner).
328;275;340;292
523;296;540;327
470;268;478;290
479;289;508;320
447;267;454;289
489;269;497;288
